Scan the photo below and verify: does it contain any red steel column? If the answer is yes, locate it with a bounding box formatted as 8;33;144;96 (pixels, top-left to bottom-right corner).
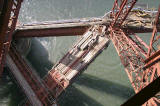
110;1;160;105
9;44;56;106
0;0;23;76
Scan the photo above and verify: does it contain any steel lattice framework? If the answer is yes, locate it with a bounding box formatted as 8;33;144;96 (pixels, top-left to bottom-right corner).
143;5;160;106
108;0;160;105
0;0;160;106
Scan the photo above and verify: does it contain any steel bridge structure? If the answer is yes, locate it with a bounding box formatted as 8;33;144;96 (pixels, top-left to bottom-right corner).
0;0;160;106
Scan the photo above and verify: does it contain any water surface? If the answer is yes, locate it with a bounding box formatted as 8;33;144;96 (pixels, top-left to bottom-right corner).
0;0;159;106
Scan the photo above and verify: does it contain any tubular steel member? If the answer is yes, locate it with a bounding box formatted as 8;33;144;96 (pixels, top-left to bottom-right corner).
0;0;23;77
8;44;56;106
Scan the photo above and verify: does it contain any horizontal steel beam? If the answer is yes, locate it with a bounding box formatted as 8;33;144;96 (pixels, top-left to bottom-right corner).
6;54;43;106
14;18;107;38
14;26;89;38
13;17;160;38
7;44;56;105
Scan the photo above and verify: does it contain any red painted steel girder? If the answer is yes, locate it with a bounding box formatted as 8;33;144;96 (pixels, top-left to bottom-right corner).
13;17;105;38
0;0;23;76
110;2;160;105
147;5;160;57
109;27;160;105
13;23;160;38
109;27;146;92
110;1;160;105
9;44;56;106
14;26;88;38
111;0;138;27
109;0;148;93
142;5;160;106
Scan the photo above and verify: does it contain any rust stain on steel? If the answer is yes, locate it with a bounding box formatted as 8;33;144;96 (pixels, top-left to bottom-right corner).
121;4;160;106
13;24;160;38
144;49;160;64
0;0;23;76
43;25;110;98
9;45;56;106
13;10;160;38
14;26;89;38
1;0;160;105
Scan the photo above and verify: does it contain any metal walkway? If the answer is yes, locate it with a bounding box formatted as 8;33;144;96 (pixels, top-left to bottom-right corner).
44;25;110;97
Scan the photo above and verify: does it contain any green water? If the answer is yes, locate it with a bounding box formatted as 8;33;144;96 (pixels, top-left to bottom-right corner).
0;0;160;106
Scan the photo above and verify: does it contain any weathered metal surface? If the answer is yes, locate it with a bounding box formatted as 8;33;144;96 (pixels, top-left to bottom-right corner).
0;0;23;76
7;44;56;106
109;27;146;92
109;0;146;93
44;25;110;98
144;50;160;64
14;11;160;38
142;5;160;106
109;1;160;105
1;0;160;106
14;18;107;37
147;5;160;57
111;0;138;27
15;25;88;37
6;54;43;106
